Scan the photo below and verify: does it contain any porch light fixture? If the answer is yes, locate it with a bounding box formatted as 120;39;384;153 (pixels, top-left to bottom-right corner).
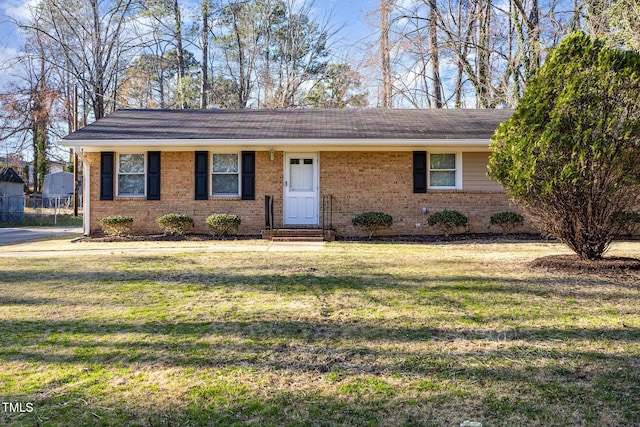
269;149;275;161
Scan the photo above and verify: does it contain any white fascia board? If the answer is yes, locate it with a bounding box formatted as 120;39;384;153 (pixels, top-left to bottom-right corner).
60;138;491;152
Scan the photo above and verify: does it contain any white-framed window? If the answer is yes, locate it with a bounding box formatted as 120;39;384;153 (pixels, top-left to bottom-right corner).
429;152;462;190
117;153;146;197
211;153;240;196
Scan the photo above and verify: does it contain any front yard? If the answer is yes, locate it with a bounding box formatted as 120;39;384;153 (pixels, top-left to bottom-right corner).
1;241;639;426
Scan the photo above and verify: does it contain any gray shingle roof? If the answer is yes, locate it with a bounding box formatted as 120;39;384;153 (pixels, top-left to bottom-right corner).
0;167;24;184
63;108;513;141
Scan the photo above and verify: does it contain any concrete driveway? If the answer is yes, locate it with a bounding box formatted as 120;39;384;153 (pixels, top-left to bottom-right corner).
0;226;83;245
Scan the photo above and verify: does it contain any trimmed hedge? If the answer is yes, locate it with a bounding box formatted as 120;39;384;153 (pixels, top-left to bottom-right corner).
156;213;194;236
427;210;468;236
616;211;640;236
206;214;241;236
489;211;525;234
352;211;393;238
99;215;133;236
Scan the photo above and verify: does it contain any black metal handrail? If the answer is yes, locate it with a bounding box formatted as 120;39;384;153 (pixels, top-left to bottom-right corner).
321;194;334;239
264;195;275;231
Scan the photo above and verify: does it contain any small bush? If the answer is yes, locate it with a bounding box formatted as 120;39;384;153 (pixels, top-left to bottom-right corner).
206;214;241;236
352;211;393;238
427;210;468;236
156;213;194;236
616;211;640;236
99;215;133;236
489;211;525;234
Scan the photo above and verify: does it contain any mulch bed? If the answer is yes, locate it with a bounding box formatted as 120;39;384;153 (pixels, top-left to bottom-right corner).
76;232;546;244
336;233;547;243
529;254;640;273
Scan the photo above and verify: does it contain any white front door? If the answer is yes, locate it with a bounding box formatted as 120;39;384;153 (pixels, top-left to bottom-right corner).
284;153;319;226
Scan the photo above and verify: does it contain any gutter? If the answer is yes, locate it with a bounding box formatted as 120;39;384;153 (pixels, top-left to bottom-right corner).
74;146;90;236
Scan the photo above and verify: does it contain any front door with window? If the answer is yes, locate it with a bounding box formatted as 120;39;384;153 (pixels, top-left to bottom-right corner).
284;153;319;226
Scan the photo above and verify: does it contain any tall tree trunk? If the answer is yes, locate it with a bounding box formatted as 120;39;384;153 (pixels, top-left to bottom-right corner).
512;0;541;82
173;0;187;109
453;0;465;108
477;0;492;108
528;0;540;74
229;3;249;109
200;0;209;108
261;5;273;108
511;5;520;103
91;0;105;119
159;62;166;109
427;0;442;108
380;0;392;108
33;34;49;194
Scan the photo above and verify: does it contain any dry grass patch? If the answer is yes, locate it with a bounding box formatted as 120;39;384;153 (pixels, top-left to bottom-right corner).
0;241;639;426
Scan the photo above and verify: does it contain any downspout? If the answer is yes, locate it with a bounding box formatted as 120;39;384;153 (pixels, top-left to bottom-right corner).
74;146;91;236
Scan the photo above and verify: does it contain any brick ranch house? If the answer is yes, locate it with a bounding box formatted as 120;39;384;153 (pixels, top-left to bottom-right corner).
61;108;525;238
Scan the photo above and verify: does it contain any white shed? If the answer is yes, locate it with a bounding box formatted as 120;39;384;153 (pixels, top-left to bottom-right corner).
43;171;79;197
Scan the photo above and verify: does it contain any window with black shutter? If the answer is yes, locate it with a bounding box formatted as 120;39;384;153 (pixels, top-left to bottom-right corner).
147;151;161;200
100;152;114;200
413;151;427;193
241;151;255;200
194;151;209;200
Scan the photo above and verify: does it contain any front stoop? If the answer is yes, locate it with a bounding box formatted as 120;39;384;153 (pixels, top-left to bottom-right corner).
261;228;335;242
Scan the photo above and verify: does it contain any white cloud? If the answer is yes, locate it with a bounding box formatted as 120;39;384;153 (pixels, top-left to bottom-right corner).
0;46;23;86
0;0;36;23
0;45;20;60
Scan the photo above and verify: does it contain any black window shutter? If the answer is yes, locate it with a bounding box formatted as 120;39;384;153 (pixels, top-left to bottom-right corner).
147;151;161;200
194;151;209;200
100;152;114;200
413;151;427;193
241;151;255;200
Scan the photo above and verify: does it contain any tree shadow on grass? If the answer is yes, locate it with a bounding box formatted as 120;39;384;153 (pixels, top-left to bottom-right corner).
0;317;638;367
1;317;638;426
1;259;639;425
1;265;638;300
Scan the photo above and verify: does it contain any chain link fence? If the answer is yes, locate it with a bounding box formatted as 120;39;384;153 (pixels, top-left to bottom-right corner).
1;195;83;226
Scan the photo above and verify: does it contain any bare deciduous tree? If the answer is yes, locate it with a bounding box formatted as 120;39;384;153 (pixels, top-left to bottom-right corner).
23;0;136;120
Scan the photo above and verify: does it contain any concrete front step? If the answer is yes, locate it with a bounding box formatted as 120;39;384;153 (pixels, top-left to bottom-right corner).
272;236;325;242
261;229;335;242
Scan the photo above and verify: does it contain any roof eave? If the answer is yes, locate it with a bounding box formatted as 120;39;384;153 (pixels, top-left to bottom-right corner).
61;138;492;151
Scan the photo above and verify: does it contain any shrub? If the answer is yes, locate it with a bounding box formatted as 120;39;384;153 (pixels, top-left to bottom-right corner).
427;210;468;236
352;211;393;238
616;211;640;236
489;211;525;234
206;214;241;236
156;213;194;236
99;215;133;236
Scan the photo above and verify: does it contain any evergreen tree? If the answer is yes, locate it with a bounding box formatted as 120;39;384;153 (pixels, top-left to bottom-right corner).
488;31;640;260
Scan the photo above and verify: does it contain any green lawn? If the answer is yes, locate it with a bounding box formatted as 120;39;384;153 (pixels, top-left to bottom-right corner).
1;241;639;426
